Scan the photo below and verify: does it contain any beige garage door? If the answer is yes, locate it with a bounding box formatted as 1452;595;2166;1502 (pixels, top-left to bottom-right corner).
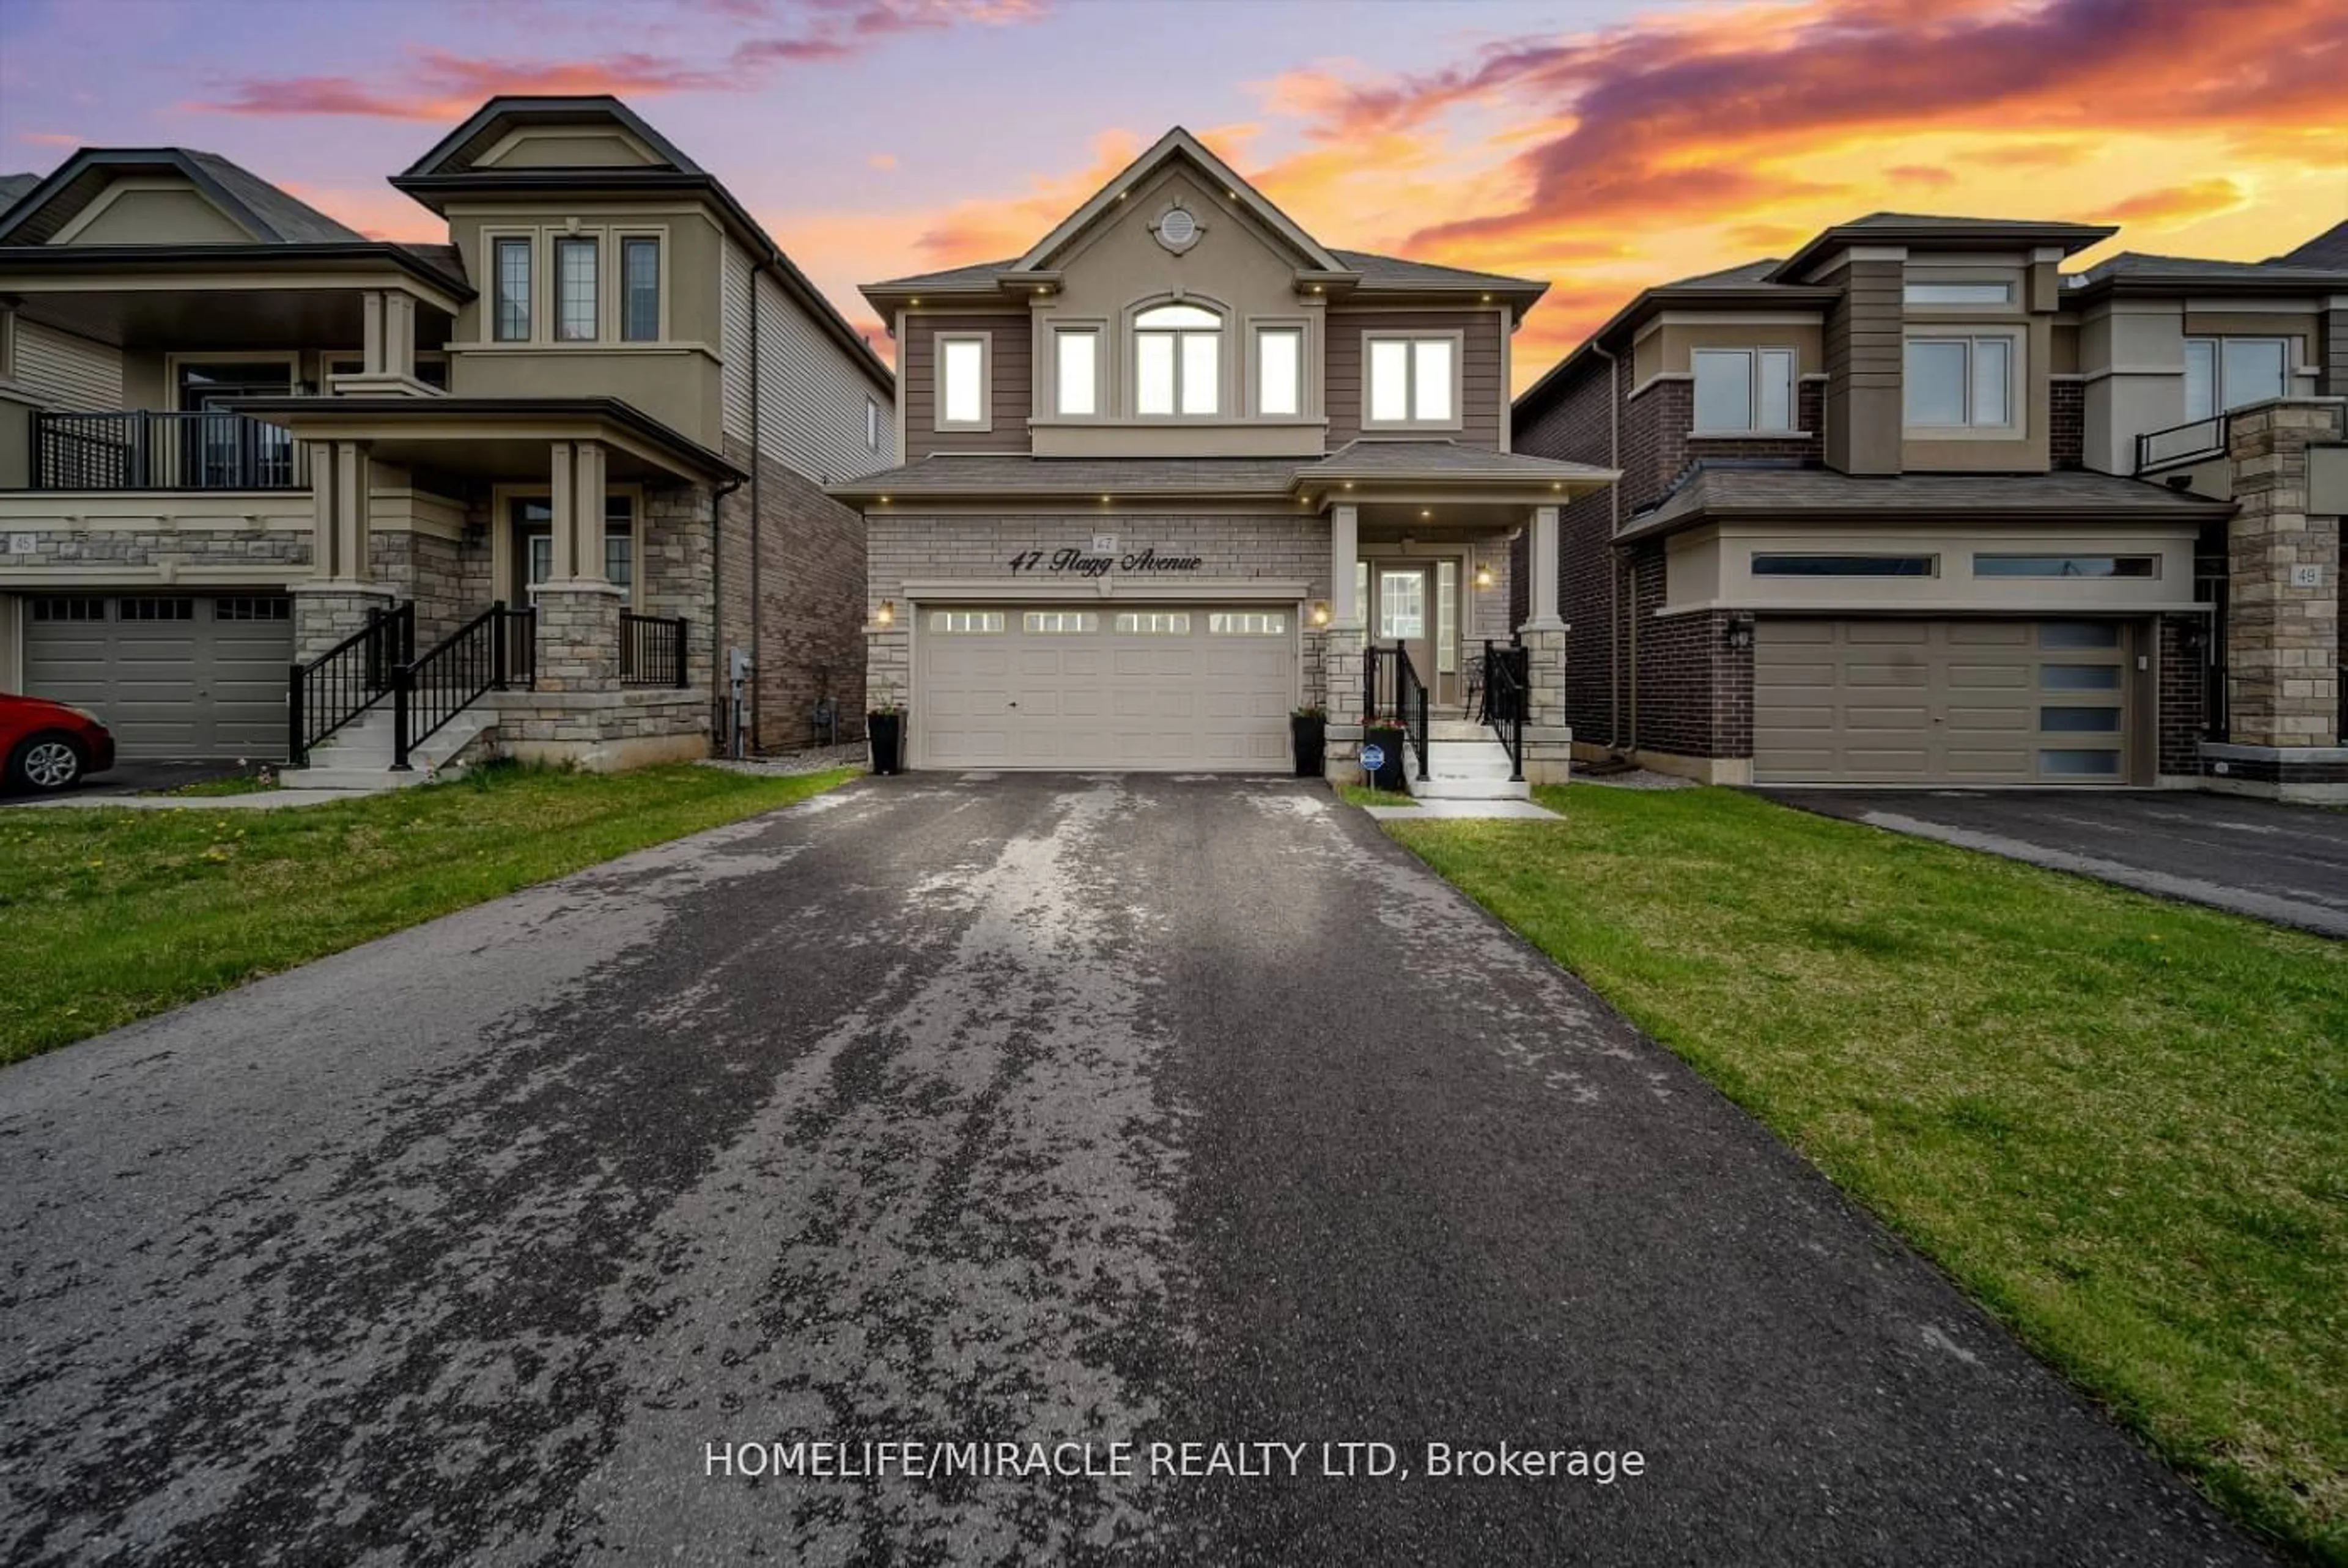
23;592;294;760
1754;618;2136;784
914;604;1297;771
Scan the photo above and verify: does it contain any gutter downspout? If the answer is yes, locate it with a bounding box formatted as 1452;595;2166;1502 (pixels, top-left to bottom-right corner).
1593;342;1627;753
747;256;770;759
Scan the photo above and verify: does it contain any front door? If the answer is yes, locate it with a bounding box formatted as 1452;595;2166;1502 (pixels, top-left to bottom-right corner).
1372;562;1436;696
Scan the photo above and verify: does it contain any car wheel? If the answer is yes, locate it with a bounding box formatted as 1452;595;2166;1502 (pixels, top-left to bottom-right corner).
10;733;85;792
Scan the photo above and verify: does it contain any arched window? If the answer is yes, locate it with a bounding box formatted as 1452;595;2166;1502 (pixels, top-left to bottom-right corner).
1134;303;1222;416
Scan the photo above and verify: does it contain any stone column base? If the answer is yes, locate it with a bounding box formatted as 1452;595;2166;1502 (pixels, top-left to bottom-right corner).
484;688;710;772
1522;726;1573;785
532;581;625;691
2199;742;2348;804
290;580;397;664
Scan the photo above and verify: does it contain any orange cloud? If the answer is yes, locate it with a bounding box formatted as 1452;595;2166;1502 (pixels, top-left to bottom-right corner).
1886;164;1955;188
2094;178;2246;225
1962;141;2094;169
192;4;1046;119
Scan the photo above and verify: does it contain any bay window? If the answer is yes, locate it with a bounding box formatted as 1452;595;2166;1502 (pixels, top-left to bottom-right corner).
620;236;660;342
1135;303;1221;416
1692;348;1795;433
555;236;598;342
1905;334;2012;429
492;237;531;342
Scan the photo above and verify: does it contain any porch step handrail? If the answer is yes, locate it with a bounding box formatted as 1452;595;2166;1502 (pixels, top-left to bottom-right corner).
32;409;306;491
619;610;689;688
393;602;533;770
1479;638;1529;782
287;602;412;767
1362;641;1431;782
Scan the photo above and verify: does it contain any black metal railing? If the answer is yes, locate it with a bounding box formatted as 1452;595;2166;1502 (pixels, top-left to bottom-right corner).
2135;413;2228;475
393;602;532;770
503;606;538;693
34;410;306;490
287;602;413;767
1479;638;1529;782
620;611;689;688
1362;642;1431;782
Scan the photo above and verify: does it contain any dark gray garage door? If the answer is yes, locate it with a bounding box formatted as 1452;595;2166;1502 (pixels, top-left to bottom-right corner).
23;594;293;760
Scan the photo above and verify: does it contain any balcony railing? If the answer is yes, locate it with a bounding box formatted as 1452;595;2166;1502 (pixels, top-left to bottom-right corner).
2135;413;2229;476
32;410;307;491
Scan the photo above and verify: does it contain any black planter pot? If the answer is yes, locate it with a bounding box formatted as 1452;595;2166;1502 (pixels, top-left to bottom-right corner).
1360;723;1406;792
1290;713;1326;778
868;712;904;775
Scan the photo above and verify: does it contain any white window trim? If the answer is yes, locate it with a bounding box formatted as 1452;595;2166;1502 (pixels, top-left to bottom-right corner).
1689;346;1800;436
1049;322;1105;420
1903;330;2023;435
2184;335;2292;420
934;331;992;432
1250;319;1309;420
1360;329;1464;432
865;396;881;452
1132;301;1226;420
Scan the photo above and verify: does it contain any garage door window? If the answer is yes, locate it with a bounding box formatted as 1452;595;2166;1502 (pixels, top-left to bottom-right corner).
120;598;194;621
216;597;290;622
1115;611;1191;635
2040;749;2121;777
29;597;106;622
930;611;1004;633
2042;664;2121;691
2039;622;2121;649
1209;612;1287;635
2041;706;2121;732
1022;611;1098;634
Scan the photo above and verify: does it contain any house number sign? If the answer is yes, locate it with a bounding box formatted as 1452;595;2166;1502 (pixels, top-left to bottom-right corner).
1007;547;1205;579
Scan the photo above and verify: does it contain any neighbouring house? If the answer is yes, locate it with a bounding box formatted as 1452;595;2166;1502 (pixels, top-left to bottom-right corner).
1515;212;2348;801
0;95;893;781
828;128;1615;794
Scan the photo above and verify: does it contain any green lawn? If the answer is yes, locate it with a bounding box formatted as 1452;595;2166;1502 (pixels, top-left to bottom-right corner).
1335;781;1419;808
0;762;857;1067
1386;785;2347;1564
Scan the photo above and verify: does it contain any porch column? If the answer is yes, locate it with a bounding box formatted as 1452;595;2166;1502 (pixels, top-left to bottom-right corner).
1517;503;1572;785
383;294;417;383
1524;504;1562;629
360;292;385;377
291;438;391;663
533;437;623;693
1322;501;1367;777
331;440;372;581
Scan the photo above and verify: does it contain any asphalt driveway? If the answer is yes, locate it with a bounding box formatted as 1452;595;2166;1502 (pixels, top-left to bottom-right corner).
0;775;2268;1566
1759;787;2348;937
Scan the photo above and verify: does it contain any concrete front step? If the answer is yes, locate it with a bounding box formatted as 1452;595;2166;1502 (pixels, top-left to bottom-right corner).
1406;738;1530;801
1428;720;1493;742
1409;773;1532;801
277;765;434;790
286;707;492;789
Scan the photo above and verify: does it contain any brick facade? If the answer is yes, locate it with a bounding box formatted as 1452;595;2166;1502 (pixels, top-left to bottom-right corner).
2050;380;2085;470
717;440;871;753
1630;542;1752;761
2157;613;2206;778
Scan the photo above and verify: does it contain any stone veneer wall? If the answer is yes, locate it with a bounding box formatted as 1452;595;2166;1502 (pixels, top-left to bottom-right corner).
4;527;309;574
2223;402;2342;748
717;440;870;753
866;509;1333;746
368;528;475;647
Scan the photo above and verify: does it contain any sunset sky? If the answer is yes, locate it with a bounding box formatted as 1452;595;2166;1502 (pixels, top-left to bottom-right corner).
2;0;2342;388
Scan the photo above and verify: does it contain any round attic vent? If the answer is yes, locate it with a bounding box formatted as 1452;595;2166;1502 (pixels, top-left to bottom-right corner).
1159;208;1198;246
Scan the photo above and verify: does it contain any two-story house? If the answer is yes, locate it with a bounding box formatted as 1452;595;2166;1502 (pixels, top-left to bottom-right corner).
1514;212;2347;799
0;95;893;784
829;129;1615;789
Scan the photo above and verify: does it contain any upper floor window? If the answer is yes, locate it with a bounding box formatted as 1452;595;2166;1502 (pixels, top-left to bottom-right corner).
1366;334;1456;427
1135;304;1221;417
555;237;598;342
1905;334;2012;429
1055;326;1099;417
1904;281;2012;306
1256;326;1302;418
621;237;660;342
865;397;881;451
2184;337;2287;421
937;333;989;429
1693;348;1795;433
493;237;531;342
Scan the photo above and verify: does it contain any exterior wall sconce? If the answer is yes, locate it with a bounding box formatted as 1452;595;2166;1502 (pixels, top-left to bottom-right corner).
1309;601;1331;627
1474;564;1494;589
2180;619;2206;657
875;600;896;627
1724;612;1755;652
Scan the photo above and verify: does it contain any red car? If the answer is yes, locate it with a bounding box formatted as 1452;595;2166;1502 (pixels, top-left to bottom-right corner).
2;693;116;793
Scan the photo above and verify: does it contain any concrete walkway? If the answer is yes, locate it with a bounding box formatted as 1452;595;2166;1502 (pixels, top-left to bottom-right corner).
0;776;2269;1565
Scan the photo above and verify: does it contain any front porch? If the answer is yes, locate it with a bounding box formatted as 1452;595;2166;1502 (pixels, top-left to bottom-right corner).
246;397;744;776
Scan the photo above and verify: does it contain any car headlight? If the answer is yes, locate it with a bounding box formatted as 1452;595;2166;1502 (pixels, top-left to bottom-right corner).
62;705;106;726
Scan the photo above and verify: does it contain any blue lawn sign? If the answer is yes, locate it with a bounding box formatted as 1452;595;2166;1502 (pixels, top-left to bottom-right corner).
1359;743;1386;775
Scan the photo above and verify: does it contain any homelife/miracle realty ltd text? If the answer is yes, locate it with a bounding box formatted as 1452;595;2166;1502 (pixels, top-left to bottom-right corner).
705;1440;1648;1484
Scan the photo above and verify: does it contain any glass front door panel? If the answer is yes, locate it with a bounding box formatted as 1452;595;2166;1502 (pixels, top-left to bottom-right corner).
1378;571;1426;639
